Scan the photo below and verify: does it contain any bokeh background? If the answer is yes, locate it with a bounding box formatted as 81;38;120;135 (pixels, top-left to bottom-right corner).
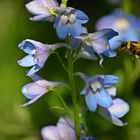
0;0;140;140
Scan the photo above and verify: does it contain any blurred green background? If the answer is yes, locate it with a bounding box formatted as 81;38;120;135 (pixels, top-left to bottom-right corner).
0;0;140;140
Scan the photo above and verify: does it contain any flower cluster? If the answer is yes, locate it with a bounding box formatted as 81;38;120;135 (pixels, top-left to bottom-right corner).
76;72;129;126
18;0;131;139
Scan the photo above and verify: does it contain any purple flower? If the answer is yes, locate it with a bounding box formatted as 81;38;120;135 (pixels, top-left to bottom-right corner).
96;10;140;50
18;39;65;76
99;98;129;126
76;72;119;112
20;74;66;107
25;0;59;22
70;29;118;64
54;6;89;39
41;117;76;140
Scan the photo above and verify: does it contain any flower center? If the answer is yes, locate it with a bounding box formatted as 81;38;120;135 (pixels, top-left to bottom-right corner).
31;49;36;55
91;81;102;92
61;15;69;24
84;37;93;46
61;14;76;25
114;18;130;31
69;14;76;23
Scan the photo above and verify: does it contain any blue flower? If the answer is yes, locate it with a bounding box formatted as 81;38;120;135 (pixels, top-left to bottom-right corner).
20;74;66;107
70;29;118;64
54;6;89;39
18;39;65;76
76;72;119;112
96;10;140;50
41;117;76;140
26;1;89;39
25;0;59;22
99;98;129;126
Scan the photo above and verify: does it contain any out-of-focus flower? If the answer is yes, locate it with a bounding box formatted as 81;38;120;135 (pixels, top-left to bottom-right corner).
99;98;129;126
25;0;59;22
41;117;76;140
76;72;119;112
18;39;65;76
54;6;89;39
20;74;65;107
96;10;140;50
70;29;118;64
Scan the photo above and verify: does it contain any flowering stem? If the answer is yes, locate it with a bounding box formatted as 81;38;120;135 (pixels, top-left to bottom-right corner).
67;48;80;140
55;51;68;73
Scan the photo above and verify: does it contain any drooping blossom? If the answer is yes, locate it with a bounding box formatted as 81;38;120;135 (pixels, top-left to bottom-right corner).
18;39;65;76
99;98;129;126
20;74;66;107
76;72;119;112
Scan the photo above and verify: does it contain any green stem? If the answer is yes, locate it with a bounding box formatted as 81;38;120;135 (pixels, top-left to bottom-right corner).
56;92;72;116
55;51;68;73
67;48;80;140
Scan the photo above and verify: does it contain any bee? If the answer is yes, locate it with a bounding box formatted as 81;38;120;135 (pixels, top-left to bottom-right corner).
119;41;140;58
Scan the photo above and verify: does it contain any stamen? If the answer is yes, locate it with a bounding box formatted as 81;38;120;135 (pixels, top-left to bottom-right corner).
69;14;76;23
91;81;102;92
61;15;68;25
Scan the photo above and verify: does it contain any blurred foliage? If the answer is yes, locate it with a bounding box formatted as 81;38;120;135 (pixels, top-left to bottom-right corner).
0;0;140;140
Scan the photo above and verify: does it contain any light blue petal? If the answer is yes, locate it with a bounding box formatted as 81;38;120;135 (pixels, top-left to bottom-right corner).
68;21;82;37
18;55;35;67
20;93;45;107
111;115;127;126
95;88;112;108
55;19;68;39
109;98;129;118
90;29;118;41
27;65;41;76
92;38;109;54
41;126;61;140
75;10;89;24
103;75;119;87
99;107;127;126
18;40;35;54
106;87;117;97
57;117;76;140
30;15;55;22
25;1;50;16
103;49;117;57
21;82;46;99
85;91;97;112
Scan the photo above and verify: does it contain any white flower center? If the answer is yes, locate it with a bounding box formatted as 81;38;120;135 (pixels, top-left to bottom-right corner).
61;15;69;25
91;81;102;92
114;18;130;31
69;14;76;24
31;49;36;55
